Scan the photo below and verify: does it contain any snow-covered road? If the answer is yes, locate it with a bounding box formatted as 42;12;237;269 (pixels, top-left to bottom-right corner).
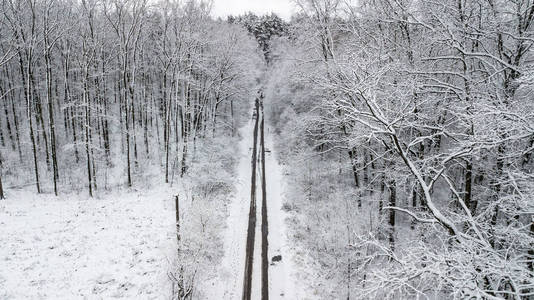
206;113;299;299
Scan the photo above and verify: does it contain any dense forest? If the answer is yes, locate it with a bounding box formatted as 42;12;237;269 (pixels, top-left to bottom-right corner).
1;0;533;299
267;0;534;298
0;0;260;197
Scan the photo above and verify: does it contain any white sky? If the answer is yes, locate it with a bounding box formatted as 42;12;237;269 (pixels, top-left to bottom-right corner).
211;0;296;20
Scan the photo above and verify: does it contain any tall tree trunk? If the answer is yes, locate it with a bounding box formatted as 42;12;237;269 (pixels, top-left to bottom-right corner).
163;70;170;183
70;99;79;163
44;31;59;196
181;80;191;177
123;60;132;187
0;71;9;145
30;68;51;169
19;53;41;193
84;71;93;197
4;67;22;162
1;83;14;150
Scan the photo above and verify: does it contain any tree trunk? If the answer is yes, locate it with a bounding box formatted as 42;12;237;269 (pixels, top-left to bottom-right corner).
0;154;4;199
164;71;170;183
4;66;23;162
388;181;396;252
0;110;4;147
84;71;93;197
123;61;132;187
45;34;59;196
30;68;50;169
0;83;14;150
363;149;369;195
19;53;41;193
464;161;474;214
348;149;360;188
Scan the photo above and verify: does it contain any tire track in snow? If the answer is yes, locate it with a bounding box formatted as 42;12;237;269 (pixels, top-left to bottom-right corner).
206;98;300;299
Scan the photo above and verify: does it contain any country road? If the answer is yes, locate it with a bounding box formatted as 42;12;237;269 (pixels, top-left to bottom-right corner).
205;98;298;300
247;99;297;300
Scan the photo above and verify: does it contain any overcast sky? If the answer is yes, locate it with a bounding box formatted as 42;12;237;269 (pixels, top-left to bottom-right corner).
211;0;296;20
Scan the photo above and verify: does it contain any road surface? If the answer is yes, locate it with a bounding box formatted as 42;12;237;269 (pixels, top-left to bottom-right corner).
206;102;298;299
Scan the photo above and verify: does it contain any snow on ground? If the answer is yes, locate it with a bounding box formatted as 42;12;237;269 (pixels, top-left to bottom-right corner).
0;117;307;300
0;120;310;300
0;185;177;299
264;125;305;300
204;121;253;299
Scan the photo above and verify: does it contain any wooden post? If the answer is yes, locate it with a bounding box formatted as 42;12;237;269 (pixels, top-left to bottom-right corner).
174;194;185;298
175;194;180;243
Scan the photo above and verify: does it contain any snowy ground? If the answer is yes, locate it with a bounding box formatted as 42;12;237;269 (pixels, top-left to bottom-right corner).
0;185;177;299
0;119;306;300
204;121;252;299
263;125;300;300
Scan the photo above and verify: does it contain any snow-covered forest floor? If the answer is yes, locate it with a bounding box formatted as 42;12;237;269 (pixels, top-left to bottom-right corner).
0;185;176;299
0;116;308;299
0;133;241;299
